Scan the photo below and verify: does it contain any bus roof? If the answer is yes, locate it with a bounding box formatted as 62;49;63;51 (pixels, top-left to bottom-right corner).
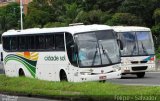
2;24;112;36
112;26;151;32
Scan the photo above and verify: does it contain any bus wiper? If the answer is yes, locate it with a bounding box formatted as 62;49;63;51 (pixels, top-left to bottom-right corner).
100;44;112;64
92;45;98;66
141;42;148;55
131;42;137;55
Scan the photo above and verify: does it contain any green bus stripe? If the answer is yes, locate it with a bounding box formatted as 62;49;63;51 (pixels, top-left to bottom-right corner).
5;55;36;72
5;54;37;67
5;57;35;74
5;57;35;77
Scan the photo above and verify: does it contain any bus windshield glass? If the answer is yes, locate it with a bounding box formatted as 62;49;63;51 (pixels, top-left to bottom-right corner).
118;31;154;56
75;30;120;67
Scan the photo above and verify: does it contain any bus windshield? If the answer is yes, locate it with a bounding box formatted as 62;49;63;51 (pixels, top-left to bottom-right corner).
75;30;120;67
118;31;154;56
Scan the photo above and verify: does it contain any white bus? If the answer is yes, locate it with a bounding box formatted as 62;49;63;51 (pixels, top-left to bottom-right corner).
112;26;155;78
2;24;121;82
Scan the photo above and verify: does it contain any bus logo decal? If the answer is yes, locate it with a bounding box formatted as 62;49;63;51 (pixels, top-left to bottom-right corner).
143;55;154;61
4;52;39;78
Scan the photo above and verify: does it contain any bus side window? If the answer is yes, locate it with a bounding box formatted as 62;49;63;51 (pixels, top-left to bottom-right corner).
55;33;65;51
19;36;26;50
3;37;10;51
1;52;3;61
27;36;35;50
35;35;45;50
10;37;17;51
46;34;55;50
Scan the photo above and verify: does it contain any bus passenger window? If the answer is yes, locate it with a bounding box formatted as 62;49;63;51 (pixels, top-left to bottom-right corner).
27;36;35;50
36;35;45;50
3;37;10;51
46;35;55;50
55;34;65;51
10;37;17;51
19;36;26;50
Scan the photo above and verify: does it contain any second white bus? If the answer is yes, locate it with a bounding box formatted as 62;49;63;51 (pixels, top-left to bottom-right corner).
112;26;155;78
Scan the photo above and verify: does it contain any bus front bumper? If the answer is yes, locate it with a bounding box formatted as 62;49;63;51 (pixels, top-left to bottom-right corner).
121;63;155;74
77;70;121;82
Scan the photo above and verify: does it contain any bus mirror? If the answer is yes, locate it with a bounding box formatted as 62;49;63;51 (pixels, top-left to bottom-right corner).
117;39;123;50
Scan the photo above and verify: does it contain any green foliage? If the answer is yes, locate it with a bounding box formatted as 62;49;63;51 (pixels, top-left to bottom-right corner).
24;8;50;28
107;13;144;26
44;22;67;28
0;3;20;32
1;0;160;39
63;2;82;24
119;0;160;27
152;24;160;36
75;10;111;24
87;10;109;24
156;48;160;60
96;0;124;12
153;8;160;25
0;75;160;100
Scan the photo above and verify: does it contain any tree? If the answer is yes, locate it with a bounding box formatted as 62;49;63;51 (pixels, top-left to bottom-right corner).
107;13;145;26
0;3;20;33
24;8;50;28
64;2;82;24
44;22;67;28
153;8;160;25
152;24;160;37
75;10;111;24
119;0;160;27
96;0;124;13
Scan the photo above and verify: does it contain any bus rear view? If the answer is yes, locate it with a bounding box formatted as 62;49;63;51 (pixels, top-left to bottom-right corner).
113;26;155;78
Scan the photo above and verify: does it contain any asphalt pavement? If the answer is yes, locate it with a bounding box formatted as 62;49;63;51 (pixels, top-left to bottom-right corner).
107;72;160;86
0;94;61;101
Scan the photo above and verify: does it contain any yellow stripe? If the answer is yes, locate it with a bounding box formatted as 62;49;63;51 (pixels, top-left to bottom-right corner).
31;57;38;61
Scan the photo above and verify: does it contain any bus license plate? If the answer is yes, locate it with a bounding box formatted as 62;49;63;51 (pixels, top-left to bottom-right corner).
99;76;106;80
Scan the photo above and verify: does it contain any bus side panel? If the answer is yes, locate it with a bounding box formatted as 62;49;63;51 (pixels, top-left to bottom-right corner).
4;53;34;78
36;52;72;81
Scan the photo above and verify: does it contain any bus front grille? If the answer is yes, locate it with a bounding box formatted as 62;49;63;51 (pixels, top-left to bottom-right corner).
131;61;138;64
132;66;148;71
131;61;148;64
140;61;148;63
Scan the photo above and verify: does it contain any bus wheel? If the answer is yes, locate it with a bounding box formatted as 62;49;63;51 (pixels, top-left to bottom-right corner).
99;80;106;83
136;72;145;78
60;70;68;81
19;69;25;77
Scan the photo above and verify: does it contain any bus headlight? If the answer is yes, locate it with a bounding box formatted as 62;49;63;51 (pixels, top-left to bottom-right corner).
148;60;155;64
122;61;130;64
113;65;121;72
80;72;92;75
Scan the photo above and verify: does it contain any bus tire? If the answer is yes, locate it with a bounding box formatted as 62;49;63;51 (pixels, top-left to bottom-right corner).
99;80;106;83
19;68;25;77
60;70;68;81
136;72;145;78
